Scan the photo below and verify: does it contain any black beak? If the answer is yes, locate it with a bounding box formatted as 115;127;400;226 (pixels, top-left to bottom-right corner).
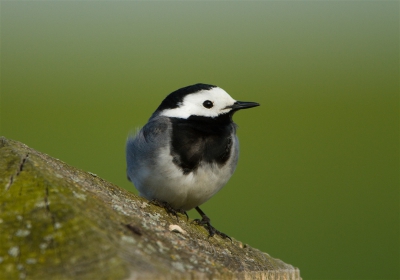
229;101;260;111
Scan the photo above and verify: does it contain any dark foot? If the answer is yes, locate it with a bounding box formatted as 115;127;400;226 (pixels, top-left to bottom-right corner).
150;199;188;221
193;207;231;241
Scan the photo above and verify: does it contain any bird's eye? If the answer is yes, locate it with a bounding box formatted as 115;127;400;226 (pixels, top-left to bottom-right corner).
203;100;213;109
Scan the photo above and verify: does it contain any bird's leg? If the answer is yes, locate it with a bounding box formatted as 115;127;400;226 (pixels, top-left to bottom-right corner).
150;199;188;221
193;206;231;241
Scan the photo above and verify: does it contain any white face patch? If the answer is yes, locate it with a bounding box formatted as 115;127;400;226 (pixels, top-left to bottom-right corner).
159;87;236;119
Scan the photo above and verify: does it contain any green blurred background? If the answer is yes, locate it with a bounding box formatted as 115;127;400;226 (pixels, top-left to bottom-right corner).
1;1;398;279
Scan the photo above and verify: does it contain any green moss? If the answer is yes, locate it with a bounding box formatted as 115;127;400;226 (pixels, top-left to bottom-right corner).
0;139;128;279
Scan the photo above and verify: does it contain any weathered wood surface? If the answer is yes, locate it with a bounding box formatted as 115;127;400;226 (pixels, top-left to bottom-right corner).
0;137;301;280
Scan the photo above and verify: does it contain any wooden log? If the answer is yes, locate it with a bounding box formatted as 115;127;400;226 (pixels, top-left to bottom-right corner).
0;136;301;280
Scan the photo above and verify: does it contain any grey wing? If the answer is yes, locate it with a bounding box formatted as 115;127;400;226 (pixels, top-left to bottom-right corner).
126;117;171;182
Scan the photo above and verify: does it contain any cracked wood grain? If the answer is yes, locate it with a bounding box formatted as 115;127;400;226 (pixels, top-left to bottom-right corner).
5;153;29;191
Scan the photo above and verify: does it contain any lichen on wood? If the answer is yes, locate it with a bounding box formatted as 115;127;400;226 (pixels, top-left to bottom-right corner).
0;136;301;280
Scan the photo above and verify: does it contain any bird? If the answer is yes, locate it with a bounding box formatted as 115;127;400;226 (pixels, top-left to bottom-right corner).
126;83;259;239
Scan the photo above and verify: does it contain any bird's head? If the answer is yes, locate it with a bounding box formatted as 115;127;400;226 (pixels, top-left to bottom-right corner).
153;83;259;120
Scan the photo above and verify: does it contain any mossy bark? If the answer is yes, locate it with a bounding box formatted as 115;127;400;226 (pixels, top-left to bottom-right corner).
0;137;301;280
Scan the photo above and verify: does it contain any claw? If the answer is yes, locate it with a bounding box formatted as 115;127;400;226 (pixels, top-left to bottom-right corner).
150;199;188;221
194;207;231;241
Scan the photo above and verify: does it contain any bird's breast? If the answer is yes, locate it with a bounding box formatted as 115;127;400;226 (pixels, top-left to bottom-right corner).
169;118;235;175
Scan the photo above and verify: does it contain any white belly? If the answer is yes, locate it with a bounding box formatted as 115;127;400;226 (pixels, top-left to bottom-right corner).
132;147;236;211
